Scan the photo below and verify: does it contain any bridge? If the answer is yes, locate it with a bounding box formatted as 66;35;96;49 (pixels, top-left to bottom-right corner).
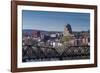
22;45;90;62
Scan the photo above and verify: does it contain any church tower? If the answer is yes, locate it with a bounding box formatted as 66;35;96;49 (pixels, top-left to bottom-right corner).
63;24;72;36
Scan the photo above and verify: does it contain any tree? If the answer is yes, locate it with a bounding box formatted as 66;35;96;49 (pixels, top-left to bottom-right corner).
60;36;71;44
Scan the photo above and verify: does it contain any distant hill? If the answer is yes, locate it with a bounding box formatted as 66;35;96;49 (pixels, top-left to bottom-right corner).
23;29;62;33
22;29;62;36
22;29;46;36
22;29;89;36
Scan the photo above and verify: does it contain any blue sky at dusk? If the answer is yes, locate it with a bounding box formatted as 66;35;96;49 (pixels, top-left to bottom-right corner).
22;10;90;32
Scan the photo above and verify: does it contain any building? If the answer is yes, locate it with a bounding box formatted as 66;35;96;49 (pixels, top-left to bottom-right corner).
63;24;72;36
32;31;40;38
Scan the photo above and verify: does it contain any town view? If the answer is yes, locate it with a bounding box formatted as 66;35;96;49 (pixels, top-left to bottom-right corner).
22;24;90;62
22;10;90;62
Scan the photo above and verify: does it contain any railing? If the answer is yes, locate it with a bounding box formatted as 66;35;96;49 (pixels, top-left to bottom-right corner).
22;45;90;62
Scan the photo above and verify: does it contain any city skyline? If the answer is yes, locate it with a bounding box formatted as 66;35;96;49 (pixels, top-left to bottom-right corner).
22;10;90;32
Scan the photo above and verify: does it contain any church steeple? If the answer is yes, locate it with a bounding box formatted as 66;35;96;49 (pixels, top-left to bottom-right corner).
63;24;72;36
66;24;72;34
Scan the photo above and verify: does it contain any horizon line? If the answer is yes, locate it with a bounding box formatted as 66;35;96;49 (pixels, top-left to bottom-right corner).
22;29;90;32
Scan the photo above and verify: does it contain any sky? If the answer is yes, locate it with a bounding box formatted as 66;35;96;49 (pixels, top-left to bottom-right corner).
22;10;90;32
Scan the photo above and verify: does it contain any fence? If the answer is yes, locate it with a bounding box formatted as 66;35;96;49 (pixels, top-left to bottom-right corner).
22;45;90;62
